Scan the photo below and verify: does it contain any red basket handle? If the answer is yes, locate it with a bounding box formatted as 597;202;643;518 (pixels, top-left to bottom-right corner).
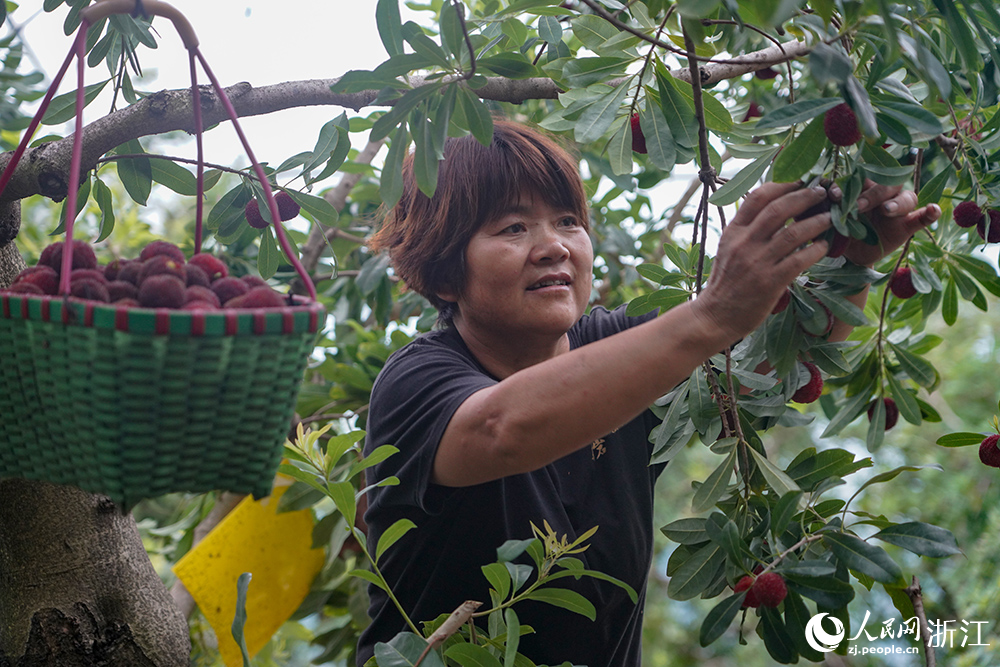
0;0;319;301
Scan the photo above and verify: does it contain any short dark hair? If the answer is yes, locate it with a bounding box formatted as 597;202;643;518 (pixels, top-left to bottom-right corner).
367;119;589;323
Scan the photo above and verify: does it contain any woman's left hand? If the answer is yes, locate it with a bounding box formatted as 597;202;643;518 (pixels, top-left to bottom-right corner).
836;180;941;267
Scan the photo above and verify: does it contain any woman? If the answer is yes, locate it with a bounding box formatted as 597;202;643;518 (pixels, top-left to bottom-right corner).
356;120;939;666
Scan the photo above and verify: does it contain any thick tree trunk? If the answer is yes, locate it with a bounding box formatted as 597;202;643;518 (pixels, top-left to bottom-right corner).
0;479;190;667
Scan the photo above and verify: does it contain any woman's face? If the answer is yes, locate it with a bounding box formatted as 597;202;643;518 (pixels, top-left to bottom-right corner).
442;192;593;343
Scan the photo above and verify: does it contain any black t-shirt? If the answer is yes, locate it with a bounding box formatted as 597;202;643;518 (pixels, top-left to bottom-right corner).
357;305;665;667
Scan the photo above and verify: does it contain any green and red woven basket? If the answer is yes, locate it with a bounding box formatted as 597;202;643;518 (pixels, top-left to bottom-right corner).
0;0;326;508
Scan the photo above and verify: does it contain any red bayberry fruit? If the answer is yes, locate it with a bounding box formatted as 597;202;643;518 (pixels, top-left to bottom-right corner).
826;231;850;258
755;67;779;80
184;263;211;288
187;253;228;281
138;255;187;285
182;300;219;311
752;573;787;608
6;282;45;295
185;285;221;308
824;103;862;146
70;268;107;285
38;240;98;273
889;267;918;299
69;278;110;302
275;191;301;221
241;275;269;289
139;240;186;264
801;298;835;337
138;275;187;309
116;261;143;285
792;362;823;403
953;201;985;229
979;434;1000;468
742;101;763;122
211;276;250;304
868;397;899;430
630;114;647;154
226;285;287;309
106;280;138;302
977;210;1000;243
245;198;267;229
734;575;761;608
12;265;59;294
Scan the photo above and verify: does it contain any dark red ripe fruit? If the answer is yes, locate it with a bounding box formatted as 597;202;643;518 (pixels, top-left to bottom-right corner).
630;114;647;154
103;259;127;281
38;240;98;273
826;231;850;258
868;397;899;430
211;276;250;304
138;275;187;309
7;282;44;295
772;289;791;314
138;255;187;285
755;67;779;80
275;191;301;221
241;275;269;289
824;103;862;146
184;263;211;288
734;575;760;608
13;266;59;294
742;102;763;122
114;297;140;308
70;268;107;285
185;285;222;308
753;573;787;608
106;280;138;302
182;300;219;311
116;261;143;285
801;298;835;337
69;278;110;302
977;209;1000;243
792;362;823;403
889;267;918;299
979;434;1000;468
139;240;186;264
187;253;228;281
245;198;268;229
953;201;984;229
226;286;287;309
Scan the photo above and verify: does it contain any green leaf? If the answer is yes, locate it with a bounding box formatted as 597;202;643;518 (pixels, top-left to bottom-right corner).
288;190;339;227
772;490;803;535
401;20;451;69
92;177;115;242
352;567;390;593
885;373;921;425
772;116;826;183
608;115;633;176
54;177;90;236
376;0;405;56
932;0;982;73
116;139;151;206
874;101;944;136
232;573;253;667
207;182;251;235
851;465;942;503
478;53;539;79
936;432;985;447
667;542;723;601
708;147;780;206
574;82;630;144
639;101;676;172
411;108;440;197
821;388;875;438
784;589;826;661
822;532;905;585
655;66;698;148
439;1;467;63
328;481;357;540
760;606;798;664
482;562;512;601
784;573;855;608
660;517;708;545
888;342;938;389
699;594;744;646
949;253;1000;297
370;82;444;142
302;115;349;177
942;278;958;325
147;159;197;195
563;57;631;88
692;450;736;513
538;14;563;44
524;588;596;620
457;87;494;146
754;97;841;130
356;252;392;296
670;78;733;133
571;14;618;50
375;632;440;667
873;522;961;558
444;643;503;667
747;447;800;497
918;167;951;208
381;123;410;208
503;608;520;667
41;78;110;125
257;226;281;280
376;519;417;563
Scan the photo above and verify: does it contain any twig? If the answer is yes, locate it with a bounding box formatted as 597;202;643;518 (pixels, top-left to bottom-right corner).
904;577;937;667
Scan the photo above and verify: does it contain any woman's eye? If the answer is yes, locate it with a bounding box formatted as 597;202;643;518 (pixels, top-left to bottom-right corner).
559;216;578;227
501;223;525;234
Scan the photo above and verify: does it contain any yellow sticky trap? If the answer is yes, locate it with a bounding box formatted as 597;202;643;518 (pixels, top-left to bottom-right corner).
173;481;325;666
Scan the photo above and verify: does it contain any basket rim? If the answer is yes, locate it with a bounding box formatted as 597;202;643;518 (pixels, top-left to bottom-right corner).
1;292;325;337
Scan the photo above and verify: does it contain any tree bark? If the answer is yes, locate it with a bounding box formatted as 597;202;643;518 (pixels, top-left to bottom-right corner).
0;479;190;667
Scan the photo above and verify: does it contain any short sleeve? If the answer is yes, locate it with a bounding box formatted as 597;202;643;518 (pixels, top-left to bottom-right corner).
364;332;497;514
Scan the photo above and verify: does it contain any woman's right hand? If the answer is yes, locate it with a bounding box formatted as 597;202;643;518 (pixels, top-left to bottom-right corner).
691;182;832;345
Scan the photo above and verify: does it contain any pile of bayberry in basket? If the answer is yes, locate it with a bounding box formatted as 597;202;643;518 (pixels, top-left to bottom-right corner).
3;239;288;309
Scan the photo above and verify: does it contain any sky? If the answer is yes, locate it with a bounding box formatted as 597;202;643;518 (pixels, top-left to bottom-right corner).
15;1;403;170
